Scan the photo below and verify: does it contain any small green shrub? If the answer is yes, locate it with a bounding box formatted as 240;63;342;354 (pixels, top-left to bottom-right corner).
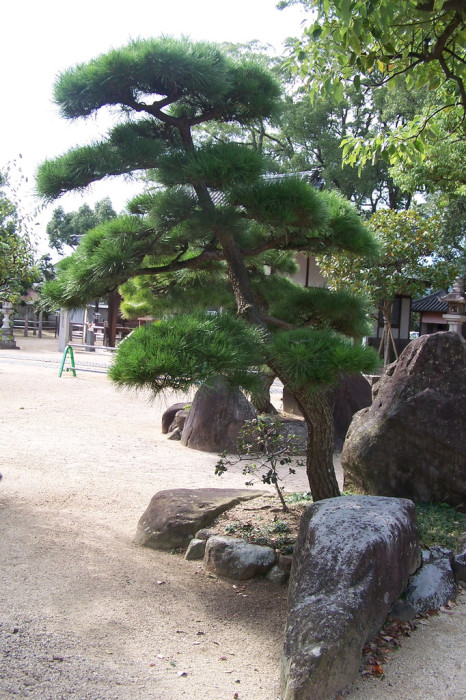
271;520;291;534
216;417;305;511
286;491;313;505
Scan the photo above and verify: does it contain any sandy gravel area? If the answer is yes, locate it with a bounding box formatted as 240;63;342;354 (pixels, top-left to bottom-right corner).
0;334;464;699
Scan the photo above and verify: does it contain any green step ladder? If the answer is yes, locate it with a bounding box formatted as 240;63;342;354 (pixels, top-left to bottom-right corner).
59;345;77;378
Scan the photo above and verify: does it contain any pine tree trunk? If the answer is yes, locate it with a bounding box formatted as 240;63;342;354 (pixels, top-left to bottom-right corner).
292;386;341;502
214;230;340;501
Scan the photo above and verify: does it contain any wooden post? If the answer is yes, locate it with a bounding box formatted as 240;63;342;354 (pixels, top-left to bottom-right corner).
107;291;120;347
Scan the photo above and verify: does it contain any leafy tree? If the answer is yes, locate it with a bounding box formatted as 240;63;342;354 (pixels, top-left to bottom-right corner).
46;197;117;254
317;208;459;364
272;89;415;212
215;417;305;512
0;172;38;302
194;42;429;220
205;43;415;213
36;37;380;501
281;0;465;172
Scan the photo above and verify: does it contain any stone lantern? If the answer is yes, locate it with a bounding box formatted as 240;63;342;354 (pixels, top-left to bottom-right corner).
0;300;19;349
440;277;466;342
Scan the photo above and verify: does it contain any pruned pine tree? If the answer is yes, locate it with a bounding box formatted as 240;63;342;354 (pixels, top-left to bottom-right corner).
37;37;379;501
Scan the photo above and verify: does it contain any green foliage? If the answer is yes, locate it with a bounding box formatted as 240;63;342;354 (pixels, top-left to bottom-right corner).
318;208;459;312
267;327;378;393
319;190;381;255
54;37;233;119
46;197;117;254
157;143;265;189
219;516;297;554
53;36;281;125
390;135;466;197
37;135;167;201
109;312;264;396
119;266;234;319
40;216;150;310
282;0;465;173
271;89;413;212
0;172;38;302
229;176;328;230
215;417;305;510
37;37;383;499
285;491;313;504
415;503;466;550
262;277;373;339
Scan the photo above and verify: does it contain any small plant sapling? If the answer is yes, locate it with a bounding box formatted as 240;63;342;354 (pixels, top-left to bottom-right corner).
215;417;304;512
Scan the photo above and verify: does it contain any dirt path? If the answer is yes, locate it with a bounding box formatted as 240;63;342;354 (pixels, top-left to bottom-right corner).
0;335;464;699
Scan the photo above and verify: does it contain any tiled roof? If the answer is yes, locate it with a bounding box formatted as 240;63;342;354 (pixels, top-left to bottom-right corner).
411;290;448;313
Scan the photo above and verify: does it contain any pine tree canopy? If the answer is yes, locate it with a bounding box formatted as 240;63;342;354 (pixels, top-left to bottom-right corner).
37;37;380;500
108;312;265;396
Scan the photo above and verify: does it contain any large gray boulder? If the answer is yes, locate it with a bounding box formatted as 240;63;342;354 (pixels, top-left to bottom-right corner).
281;496;420;700
181;377;256;452
204;536;276;580
135;488;264;550
330;373;372;450
342;332;466;509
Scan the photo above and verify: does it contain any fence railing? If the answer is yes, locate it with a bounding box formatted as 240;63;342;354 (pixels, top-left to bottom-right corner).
13;319;58;335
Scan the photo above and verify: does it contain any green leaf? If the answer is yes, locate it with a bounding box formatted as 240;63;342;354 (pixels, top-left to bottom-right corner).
340;0;352;25
333;79;344;103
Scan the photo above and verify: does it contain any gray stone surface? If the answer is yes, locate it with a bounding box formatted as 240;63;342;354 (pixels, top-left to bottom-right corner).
405;558;458;613
342;332;466;509
388;599;416;622
277;554;293;575
184;538;206;560
195;528;218;541
452;552;466;582
171;409;188;432
265;565;288;585
330;373;372;450
181;377;256;452
135;488;264;550
161;402;190;434
281;496;420;700
430;545;454;562
204;536;276;580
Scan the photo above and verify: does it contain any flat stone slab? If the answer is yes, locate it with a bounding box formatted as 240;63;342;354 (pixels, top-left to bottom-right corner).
135;488;264;550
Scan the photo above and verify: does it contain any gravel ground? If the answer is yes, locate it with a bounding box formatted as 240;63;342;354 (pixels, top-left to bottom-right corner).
0;335;464;700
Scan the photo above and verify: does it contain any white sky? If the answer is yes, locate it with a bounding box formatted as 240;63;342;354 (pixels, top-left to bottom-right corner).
1;0;307;255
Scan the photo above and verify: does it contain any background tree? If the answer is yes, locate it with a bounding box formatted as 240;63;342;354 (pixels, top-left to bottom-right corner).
36;37;379;501
46;197;117;255
0;171;38;302
317;208;459;364
206;43;416;214
270;88;415;212
281;0;465;172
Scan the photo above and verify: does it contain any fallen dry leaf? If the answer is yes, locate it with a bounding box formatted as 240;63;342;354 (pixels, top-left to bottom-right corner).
370;664;384;675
